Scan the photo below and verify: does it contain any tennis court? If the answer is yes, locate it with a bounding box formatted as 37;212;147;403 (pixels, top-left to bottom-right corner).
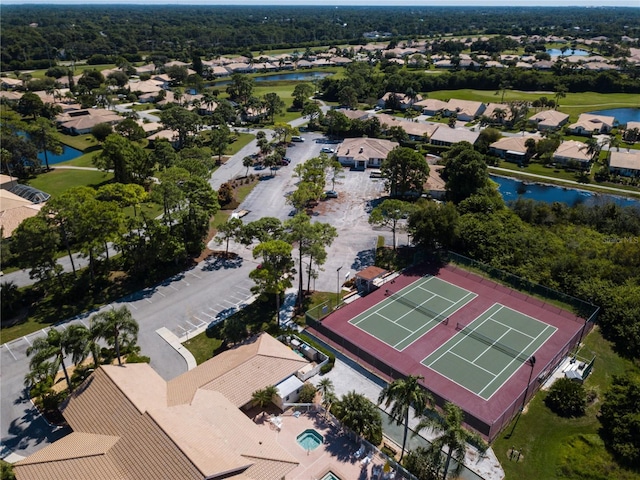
348;276;476;351
422;303;557;400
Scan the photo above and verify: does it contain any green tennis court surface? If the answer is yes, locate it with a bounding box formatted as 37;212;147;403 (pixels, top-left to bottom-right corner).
349;276;476;351
422;303;557;400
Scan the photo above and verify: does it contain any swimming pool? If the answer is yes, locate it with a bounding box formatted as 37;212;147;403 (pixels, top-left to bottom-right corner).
320;472;341;480
296;428;324;451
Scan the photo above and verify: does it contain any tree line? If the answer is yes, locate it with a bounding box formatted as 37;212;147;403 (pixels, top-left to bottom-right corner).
2;5;639;71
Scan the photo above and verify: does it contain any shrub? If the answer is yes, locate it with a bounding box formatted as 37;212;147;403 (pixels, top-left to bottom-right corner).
298;382;317;403
545;377;587;417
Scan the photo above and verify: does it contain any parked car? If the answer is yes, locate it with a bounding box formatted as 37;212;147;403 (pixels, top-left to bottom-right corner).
291;136;305;142
324;190;338;198
281;157;291;165
215;307;237;321
320;147;334;154
254;164;265;170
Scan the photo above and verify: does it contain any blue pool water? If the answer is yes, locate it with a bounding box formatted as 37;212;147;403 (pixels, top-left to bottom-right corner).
546;48;589;57
491;175;640;209
585;108;640;127
296;429;323;451
321;472;341;480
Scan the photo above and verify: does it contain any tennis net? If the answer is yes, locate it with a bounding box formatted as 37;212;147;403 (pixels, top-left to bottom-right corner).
385;290;449;325
455;322;531;363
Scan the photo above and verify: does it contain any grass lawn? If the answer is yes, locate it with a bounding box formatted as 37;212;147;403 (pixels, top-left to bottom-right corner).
183;334;224;365
56;150;101;168
27;169;114;197
493;327;640;480
58;133;100;152
227;132;254;155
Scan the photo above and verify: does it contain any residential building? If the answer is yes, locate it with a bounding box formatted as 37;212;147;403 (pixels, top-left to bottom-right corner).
442;99;486;122
13;334;308;480
489;135;539;162
527;110;570;131
335;137;398;170
56;108;122;135
552;140;592;168
429;127;480;147
414;98;448;116
377;92;423;111
609;150;640;177
567;113;616;135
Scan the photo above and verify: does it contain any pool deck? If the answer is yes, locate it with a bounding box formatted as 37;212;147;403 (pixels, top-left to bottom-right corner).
254;409;388;480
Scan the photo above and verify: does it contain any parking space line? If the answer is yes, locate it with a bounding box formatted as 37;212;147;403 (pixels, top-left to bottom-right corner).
193;315;206;323
128;302;138;310
177;325;187;332
23;336;32;346
3;344;17;361
200;311;214;319
157;291;166;297
168;285;179;291
187;272;202;279
145;298;153;304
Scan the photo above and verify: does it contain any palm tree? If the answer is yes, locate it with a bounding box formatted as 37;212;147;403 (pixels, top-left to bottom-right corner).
414;402;486;480
581;137;601;162
26;326;88;390
243;155;254;176
91;306;139;366
492;108;507;125
251;385;278;417
378;375;432;461
554;86;567;110
317;378;335;399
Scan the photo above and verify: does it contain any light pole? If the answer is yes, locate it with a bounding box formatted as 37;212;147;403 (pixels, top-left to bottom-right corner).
336;266;342;308
522;356;536;412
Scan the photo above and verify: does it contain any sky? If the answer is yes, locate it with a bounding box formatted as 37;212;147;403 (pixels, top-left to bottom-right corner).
1;0;638;6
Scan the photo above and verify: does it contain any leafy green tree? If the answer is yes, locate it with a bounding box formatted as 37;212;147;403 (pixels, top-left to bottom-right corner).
381;146;429;198
388;125;409;144
150;139;178;170
11;215;64;289
598;374;640;467
77;69;105;91
302;101;322;128
441;142;490;204
403;446;442;480
216;217;244;255
91;306;139;366
263;92;285;123
96;183;148;217
91;122;114;143
292;83;314;109
249;240;294;326
408;200;459;250
369;199;414;251
285;213;338;307
17;92;44;119
94;134;151;184
160;106;202;149
222;315;247;346
166;65;188;85
115;117;146;141
226;73;254;106
379;375;432;461
299;383;318;403
179;177;220;255
544;377;587;417
324;109;351;137
334;391;383;446
240;217;285;245
28;117;62;170
209;125;230;165
415;402;486;480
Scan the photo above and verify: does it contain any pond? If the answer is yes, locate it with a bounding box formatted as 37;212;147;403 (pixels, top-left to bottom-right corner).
586;108;640;127
491;175;640;209
546;48;590;57
38;143;84;166
214;71;332;86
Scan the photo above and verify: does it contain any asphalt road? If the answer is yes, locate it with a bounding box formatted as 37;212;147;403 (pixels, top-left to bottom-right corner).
1;117;398;459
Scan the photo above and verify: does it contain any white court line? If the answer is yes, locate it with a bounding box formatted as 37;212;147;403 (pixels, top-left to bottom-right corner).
450;350;496;376
471;327;513;363
489;316;536;340
3;344;17;361
423;304;505;368
478;323;556;398
397;290;478;351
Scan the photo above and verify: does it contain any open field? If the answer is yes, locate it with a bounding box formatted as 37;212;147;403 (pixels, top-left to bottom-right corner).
493;327;640;480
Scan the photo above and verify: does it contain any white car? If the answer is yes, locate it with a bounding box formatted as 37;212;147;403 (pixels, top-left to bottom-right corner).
320;147;334;154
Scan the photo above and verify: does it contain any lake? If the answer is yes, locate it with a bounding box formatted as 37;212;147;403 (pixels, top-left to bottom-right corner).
214;71;332;86
38;143;84;166
586;108;640;126
546;48;590;57
491;175;640;209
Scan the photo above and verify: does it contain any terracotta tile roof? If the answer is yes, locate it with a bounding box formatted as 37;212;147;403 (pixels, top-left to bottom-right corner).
356;265;388;281
167;333;309;407
335;137;398;162
610;150;640;171
15;355;300;480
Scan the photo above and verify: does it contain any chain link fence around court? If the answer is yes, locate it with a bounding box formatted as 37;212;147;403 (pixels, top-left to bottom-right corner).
305;251;600;442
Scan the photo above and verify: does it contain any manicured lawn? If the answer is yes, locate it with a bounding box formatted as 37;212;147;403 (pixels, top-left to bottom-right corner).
183;334;224;365
227;132;254;155
493;327;640;480
58;133;100;152
493;162;585;182
27;169;114;197
57;150;101;168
